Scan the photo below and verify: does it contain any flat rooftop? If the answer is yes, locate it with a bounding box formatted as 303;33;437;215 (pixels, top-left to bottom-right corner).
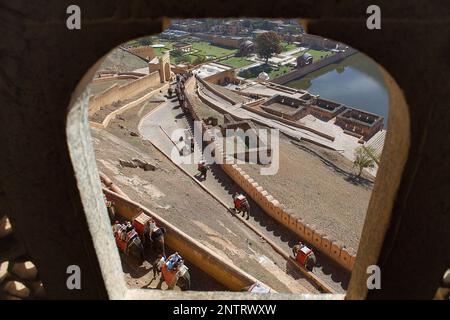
193;63;232;79
338;108;383;127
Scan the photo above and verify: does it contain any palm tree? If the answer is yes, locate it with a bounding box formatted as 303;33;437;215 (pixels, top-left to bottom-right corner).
353;146;378;177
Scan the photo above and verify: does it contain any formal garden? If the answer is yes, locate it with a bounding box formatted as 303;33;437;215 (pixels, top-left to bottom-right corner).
280;41;298;52
294;48;335;61
219;56;254;68
238;63;295;79
149;37;237;65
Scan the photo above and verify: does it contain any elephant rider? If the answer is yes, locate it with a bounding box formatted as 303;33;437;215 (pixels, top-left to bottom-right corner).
112;221;121;235
118;221;135;242
166;252;182;271
293;242;311;261
118;223;127;241
125;221;134;233
233;192;248;211
197;160;208;178
144;218;160;243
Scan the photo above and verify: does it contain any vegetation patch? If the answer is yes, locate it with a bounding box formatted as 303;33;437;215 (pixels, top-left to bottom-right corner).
238;63;294;79
281;41;298;52
294;48;334;61
190;41;236;58
220;56;254;68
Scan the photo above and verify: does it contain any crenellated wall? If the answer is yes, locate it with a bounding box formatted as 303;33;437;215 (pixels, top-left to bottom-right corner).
217;154;357;271
181;76;356;272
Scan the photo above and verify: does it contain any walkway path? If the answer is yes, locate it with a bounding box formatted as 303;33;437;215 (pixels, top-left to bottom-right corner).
138;97;349;293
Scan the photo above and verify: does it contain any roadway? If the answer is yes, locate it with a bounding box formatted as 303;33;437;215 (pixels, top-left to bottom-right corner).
138;96;349;293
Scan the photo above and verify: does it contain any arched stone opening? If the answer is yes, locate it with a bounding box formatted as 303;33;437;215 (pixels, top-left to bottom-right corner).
3;2;448;301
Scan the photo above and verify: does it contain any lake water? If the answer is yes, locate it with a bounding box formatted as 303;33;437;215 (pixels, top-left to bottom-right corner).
285;53;389;126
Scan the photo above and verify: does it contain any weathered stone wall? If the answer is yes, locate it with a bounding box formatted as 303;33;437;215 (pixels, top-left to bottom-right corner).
194;33;242;48
335;109;384;140
88;71;161;116
218;154;357;271
127;46;156;60
204;69;239;86
91;74;141;84
183;76;355;272
103;188;269;291
306;99;346;122
241;103;336;141
197;75;237;105
90;83;169;129
298;34;341;49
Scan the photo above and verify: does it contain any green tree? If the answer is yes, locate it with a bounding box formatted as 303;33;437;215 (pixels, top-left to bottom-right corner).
353;146;378;177
255;31;282;64
193;55;206;65
137;37;153;46
171;49;184;58
170;49;184;64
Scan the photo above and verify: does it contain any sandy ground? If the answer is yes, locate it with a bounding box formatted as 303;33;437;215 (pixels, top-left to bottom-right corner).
240;133;373;251
98;47;149;73
90;100;319;293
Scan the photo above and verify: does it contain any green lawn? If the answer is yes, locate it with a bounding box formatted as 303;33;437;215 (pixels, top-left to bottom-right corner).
238;64;295;79
171;53;204;65
171;54;191;65
159;42;173;49
294;48;334;61
151;39;237;65
153;47;169;56
219;56;254;68
268;65;295;78
190;41;237;58
281;41;298;52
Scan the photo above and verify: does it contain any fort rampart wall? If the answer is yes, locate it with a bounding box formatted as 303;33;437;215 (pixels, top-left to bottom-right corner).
183;76;356;272
88;71;161;116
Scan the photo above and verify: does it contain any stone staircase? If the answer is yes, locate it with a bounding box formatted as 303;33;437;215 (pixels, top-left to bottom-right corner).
366;129;386;157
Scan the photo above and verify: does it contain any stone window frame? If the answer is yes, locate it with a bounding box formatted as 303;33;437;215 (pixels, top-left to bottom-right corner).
4;2;448;300
66;28;409;301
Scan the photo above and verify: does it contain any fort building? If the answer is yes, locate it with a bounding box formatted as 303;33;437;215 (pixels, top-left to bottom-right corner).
172;42;193;53
261;94;311;121
308;98;347;121
256;93;384;140
148;51;172;83
335;108;384;140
